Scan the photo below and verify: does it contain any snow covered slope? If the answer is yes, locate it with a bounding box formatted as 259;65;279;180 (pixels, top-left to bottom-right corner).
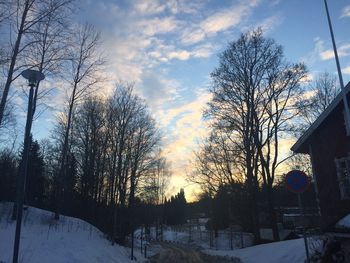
204;238;319;263
0;202;138;263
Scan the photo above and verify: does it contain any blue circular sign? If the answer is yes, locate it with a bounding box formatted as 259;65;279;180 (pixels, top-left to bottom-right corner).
285;170;310;193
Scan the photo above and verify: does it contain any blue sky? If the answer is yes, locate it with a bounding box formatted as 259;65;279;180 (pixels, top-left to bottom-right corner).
21;0;350;199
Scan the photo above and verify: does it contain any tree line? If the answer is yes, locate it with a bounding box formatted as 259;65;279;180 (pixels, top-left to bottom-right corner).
0;0;173;244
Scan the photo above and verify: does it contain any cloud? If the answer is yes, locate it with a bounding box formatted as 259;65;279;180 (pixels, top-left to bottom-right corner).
344;66;350;75
304;38;350;64
320;43;350;60
270;0;282;6
158;91;212;170
341;5;350;18
240;14;282;35
156;90;215;201
192;43;216;58
133;0;168;15
146;41;215;63
181;0;260;44
132;0;205;16
255;15;283;33
136;16;180;36
300;37;323;66
138;71;180;111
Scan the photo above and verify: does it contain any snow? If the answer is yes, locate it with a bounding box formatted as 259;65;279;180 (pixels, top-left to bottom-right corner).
136;225;253;251
336;213;350;229
0;202;143;263
259;228;294;241
132;228;162;258
204;238;320;263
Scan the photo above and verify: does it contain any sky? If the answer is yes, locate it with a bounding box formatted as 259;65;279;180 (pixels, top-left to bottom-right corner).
14;0;350;201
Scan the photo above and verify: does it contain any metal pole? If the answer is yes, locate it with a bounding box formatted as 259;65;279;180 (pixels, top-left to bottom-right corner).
298;194;310;263
12;84;35;263
131;226;134;260
324;0;350;135
141;226;143;254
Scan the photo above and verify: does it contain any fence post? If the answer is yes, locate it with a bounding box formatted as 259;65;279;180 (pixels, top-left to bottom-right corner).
141;226;143;254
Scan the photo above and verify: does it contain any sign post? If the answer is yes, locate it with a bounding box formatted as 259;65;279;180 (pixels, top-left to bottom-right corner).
285;170;310;263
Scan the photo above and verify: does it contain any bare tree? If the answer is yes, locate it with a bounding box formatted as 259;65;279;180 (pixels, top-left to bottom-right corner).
155;157;171;205
0;1;11;66
191;129;244;196
0;0;73;128
288;72;339;192
298;72;339;128
206;29;266;242
103;83;161;244
206;29;307;242
140;155;172;205
55;23;104;219
23;0;73;119
72;96;106;203
254;58;307;241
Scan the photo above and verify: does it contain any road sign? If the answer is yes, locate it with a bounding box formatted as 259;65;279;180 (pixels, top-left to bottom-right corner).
285;170;310;194
285;169;311;263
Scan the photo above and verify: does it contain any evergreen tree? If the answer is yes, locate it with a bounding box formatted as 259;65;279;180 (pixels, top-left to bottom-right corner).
165;189;187;225
0;149;17;201
21;136;46;207
212;185;230;229
63;152;78;214
210;183;252;231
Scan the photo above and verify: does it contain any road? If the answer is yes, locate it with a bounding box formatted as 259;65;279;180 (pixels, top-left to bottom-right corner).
149;243;240;263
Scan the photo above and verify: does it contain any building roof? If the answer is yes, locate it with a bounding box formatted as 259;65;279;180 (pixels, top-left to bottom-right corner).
291;82;350;154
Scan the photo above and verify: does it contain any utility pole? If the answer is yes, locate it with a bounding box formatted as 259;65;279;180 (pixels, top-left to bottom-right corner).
324;0;350;135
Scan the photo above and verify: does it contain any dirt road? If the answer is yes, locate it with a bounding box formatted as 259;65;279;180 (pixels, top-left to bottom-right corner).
149;243;240;263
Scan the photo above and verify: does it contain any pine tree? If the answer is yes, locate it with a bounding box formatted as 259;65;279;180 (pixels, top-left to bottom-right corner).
0;149;17;201
21;136;46;207
63;152;78;214
165;189;187;225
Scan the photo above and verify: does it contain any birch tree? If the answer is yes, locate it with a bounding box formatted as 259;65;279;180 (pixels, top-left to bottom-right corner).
55;23;104;219
0;0;73;127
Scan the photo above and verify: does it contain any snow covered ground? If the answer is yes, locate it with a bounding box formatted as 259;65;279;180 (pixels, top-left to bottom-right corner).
0;202;143;263
136;226;253;250
336;213;350;229
204;238;321;263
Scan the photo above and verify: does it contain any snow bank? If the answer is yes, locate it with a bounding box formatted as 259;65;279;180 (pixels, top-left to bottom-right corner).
0;202;141;263
136;225;253;251
204;238;313;263
336;213;350;229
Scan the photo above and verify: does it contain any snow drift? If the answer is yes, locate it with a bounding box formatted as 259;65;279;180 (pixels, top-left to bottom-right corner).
0;202;137;263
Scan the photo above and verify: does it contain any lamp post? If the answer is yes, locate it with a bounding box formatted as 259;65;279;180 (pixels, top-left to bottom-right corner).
12;69;45;263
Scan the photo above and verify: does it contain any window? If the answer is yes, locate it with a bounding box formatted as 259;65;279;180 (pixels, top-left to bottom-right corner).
335;157;350;200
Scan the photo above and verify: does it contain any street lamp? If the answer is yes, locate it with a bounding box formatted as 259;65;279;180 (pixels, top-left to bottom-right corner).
12;69;45;263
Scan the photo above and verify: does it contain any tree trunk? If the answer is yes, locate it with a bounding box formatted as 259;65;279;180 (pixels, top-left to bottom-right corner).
246;153;261;243
0;0;30;127
55;93;75;219
267;184;280;241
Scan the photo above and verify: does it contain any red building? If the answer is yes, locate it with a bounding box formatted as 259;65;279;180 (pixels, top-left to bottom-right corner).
292;82;350;228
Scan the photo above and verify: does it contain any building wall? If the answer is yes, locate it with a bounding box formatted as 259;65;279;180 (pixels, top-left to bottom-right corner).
310;104;350;228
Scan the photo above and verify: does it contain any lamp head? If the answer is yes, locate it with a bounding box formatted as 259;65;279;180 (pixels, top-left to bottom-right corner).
21;69;45;87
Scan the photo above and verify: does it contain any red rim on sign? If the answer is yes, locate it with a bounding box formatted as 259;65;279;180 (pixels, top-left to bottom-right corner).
285;170;310;194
